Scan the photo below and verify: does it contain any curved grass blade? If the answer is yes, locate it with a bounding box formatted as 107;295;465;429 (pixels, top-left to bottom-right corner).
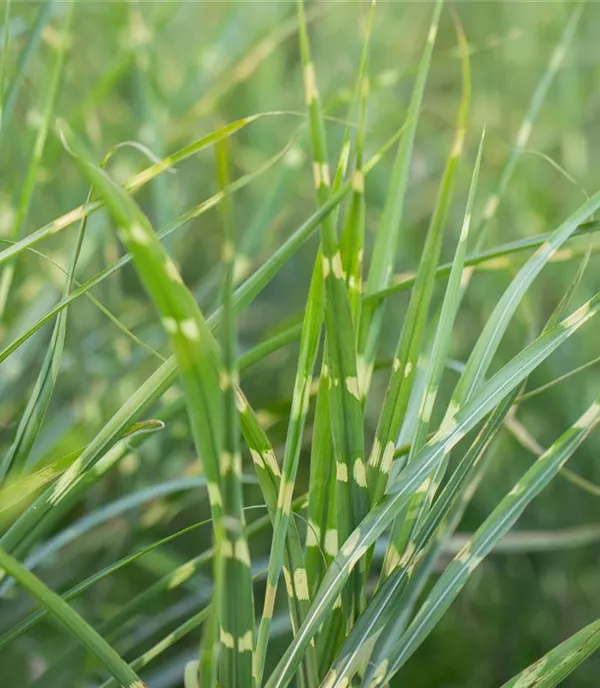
58;121;228;686
0;131;299;366
470;3;584;255
0;546;144;688
0;517;211;650
0;421;164;575
368;220;600;303
0;123;402;368
0;182;87;483
0;129;401;566
499;616;600;688
357;0;443;397
265;292;600;687
0;113;274;271
370;396;600;685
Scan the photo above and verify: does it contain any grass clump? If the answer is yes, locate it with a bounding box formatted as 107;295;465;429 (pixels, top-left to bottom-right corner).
1;1;600;687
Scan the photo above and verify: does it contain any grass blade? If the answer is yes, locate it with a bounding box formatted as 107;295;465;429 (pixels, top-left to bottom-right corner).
0;128;400;568
0;0;73;317
0;181;87;483
372;396;600;684
499;617;600;688
253;258;323;685
357;0;443;397
214;138;255;686
0;0;54;146
297;0;369;631
57;122;229;685
367;10;470;504
265;291;600;687
0;546;144;688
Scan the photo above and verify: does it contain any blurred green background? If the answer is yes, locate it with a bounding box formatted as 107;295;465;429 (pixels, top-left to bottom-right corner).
0;1;599;686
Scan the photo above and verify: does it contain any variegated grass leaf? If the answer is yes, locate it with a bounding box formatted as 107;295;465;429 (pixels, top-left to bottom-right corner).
297;0;368;631
367;8;470;506
0;127;401;568
214;138;255;686
253;256;323;686
58;121;230;685
499;615;600;688
265;289;600;687
370;395;600;685
357;0;443;398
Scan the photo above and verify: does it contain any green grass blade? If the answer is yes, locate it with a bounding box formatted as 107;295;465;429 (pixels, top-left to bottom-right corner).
368;220;600;303
471;3;584;253
57;122;229;685
0;132;298;366
0;546;144;688
0;128;400;567
0;114;268;270
0;0;10;117
371;396;600;685
254;258;323;685
265;292;600;687
297;0;369;629
0;0;53;146
0;517;210;650
367;13;470;504
214;138;255;686
357;0;443;397
339;0;374;328
499;617;600;688
0;183;88;483
0;0;73;317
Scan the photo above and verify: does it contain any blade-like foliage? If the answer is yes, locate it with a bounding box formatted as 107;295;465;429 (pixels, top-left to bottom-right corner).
500;616;600;688
0;546;144;688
